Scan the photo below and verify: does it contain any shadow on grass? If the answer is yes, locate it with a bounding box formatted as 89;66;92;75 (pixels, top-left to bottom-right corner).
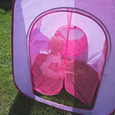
0;0;12;11
8;92;73;115
9;92;33;115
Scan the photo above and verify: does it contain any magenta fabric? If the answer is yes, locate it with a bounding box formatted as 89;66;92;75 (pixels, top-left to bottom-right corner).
56;26;87;57
65;61;99;105
31;53;99;105
31;54;64;95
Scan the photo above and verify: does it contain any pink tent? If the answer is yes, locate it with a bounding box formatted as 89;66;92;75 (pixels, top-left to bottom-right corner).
12;0;115;114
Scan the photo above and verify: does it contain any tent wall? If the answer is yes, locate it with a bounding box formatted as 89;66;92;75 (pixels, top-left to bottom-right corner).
12;0;115;114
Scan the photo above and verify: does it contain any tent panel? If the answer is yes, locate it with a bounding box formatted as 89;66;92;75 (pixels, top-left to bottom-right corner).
12;0;115;114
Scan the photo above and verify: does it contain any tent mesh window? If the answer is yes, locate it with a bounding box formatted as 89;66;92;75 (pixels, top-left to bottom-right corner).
28;8;107;109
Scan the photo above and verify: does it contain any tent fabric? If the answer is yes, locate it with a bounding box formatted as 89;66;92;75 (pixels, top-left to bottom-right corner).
12;0;115;114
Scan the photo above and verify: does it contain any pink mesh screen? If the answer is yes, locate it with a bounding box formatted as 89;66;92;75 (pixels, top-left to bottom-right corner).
29;11;106;106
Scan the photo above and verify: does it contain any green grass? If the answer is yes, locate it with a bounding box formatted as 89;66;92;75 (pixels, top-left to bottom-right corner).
0;10;15;114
